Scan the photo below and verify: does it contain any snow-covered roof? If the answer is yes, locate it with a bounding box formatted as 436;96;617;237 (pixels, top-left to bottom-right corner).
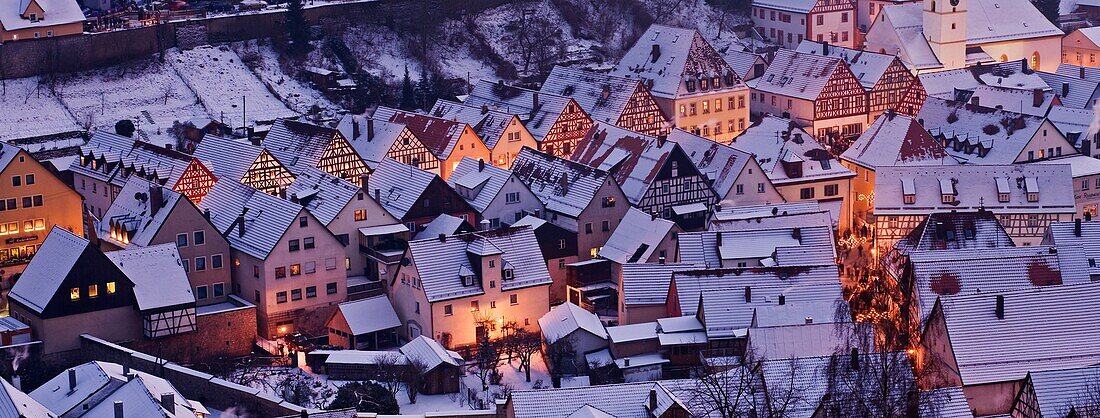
97;177;183;249
74;131;199;189
667;129;755;198
512;147;615;219
193;135;275;184
509;381;683;418
918;60;1048;100
599;207;677;264
889;211;1015;259
0;377;53;418
752;0;817;13
758;352;913;418
538;302;608;344
542;66;648;126
614;352;669;369
621;263;701;307
1024;364;1100;417
966;85;1057;117
572;123;692;205
283;167;360;226
657;315;705;333
841;113;958;170
748;322;859;360
1046;221;1100;278
751;49;844;101
873;164;1076;215
673;266;843;339
448;157;520;213
464;81;583;139
611;24;744;99
794;41;897;90
400;335;462;370
106;243;195;312
407;226;550;302
679;220;835;269
752;301;847;328
324;350;407;366
1035;154;1100;177
368;158;439;220
710;201;822;222
30;361;197;418
429;99;525;149
198;180;304;260
335;295;401;336
723;48;765;81
413;214;471;241
567;405;617;418
335;114;408;168
374;106;474;161
909;245;1090;319
8;227;89;314
605;321;658;344
263;118;361;173
935;283;1100;386
1046;106;1099;147
730;116;853;184
0;0;84;32
1036;71;1100;110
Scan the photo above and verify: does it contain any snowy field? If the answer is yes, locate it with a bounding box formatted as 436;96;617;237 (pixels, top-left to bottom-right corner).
168;45;297;129
56;58;211;147
342;25;425;84
230;40;340;115
0;78;81;141
428;19;500;83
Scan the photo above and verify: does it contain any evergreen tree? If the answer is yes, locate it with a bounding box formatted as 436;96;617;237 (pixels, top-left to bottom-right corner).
415;66;433;110
1036;0;1060;25
400;64;417;110
284;0;311;53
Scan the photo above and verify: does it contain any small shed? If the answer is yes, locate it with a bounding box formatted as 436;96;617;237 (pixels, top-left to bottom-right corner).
401;336;464;395
325;295;401;350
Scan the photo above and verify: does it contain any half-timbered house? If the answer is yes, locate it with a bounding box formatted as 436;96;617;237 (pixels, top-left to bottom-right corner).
371;106;491;180
429;99;540;168
542;66;670;137
570;123;718;230
612;24;751;143
447;158;544;229
368;158;479;233
666;129;784;207
872;164;1076;249
71;132;218;218
795;41;927;119
752;0;858;48
1010;364;1100;418
464;81;593;158
262;118;369;183
338;115;434;173
511;147;630;260
916;97;1079;165
730;116;856;230
750;48;869;148
194;135;296;196
7;228;196;354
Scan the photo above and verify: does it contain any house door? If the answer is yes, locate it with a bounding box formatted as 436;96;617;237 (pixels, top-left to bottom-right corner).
476;325;488;342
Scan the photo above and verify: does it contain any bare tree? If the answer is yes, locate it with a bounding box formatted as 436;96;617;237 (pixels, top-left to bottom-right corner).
160;83;176;105
543;338;573;388
402;357;429;404
502;11;565;76
473;339;501;390
374;352;405;397
670;349;805;418
503;329;542;382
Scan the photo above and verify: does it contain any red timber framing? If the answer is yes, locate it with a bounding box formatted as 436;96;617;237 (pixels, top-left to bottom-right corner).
317;134;370;185
541;100;593;158
243;149;295;196
173;159;218;204
869;59;926;116
387;129;440;172
997;213;1060;240
617;85;669;137
814;62;867;121
143;305;197;338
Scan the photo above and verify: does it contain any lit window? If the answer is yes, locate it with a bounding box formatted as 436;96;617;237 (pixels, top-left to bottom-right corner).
88;285;98;298
290;264;301;276
106;282;116;294
70;287;80;301
354;209;368;221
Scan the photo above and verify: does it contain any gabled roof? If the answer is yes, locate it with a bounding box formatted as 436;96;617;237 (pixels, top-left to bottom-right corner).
730;116;854;184
198;180;303;259
1025;364;1100;417
447;157;518;213
0;378;54;418
368;158;439;220
413;214;473;241
511;147;614;219
400;336;463;371
0;0;84;32
406;226;551;302
74;131;198;188
105;243;195;311
193;135;269;183
752;301;847;328
541;66;645;125
918;60;1047;100
571;123;687;203
463;81;579;139
841;113;958;170
8;227;90;314
750;49;843;101
1048;221;1100;278
794;41;897;90
667;129;754;198
538;302;607;344
759;352;913;418
97;177;183;249
611;24;744;99
967;85;1057;117
262;118;348;172
890;211;1014;256
335;295;401;336
748;322;860;360
934;283;1100;385
0;142;26;174
710;201;824;222
374;106;472;160
335;114;408;167
621;263;700;307
873;164;1076;215
1036;71;1100;109
509;381;683;418
723;48;766;80
679;217;836;269
1047;106;1099;149
429;99;523;149
599;207;677;264
284;167;361;225
30;361;197;418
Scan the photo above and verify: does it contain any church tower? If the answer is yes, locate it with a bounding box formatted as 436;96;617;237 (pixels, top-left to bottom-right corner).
923;0;967;69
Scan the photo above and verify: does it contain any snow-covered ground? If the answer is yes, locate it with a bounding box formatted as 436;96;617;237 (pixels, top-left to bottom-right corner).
168;45;297;129
342;25;424;84
428;19;500;83
56;58;210;147
0;78;81;141
230;40;341;115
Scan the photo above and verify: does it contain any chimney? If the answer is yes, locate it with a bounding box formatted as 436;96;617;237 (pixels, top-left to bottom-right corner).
650;44;661;63
160;393;175;414
778;294;785;305
1088;212;1094;222
624;357;630;367
149;185;164;216
367;118;375;142
374;188;380;201
792;227;801;241
236;214;245;238
648;388;658;411
532;92;540;111
821;41;828;56
1032;88;1044;108
480;105;489;115
114;401;124;418
165;144;173;151
850;348;860;370
11;375;20;391
656;135;666;148
1062;82;1070;97
352;117;361;140
805;316;813;324
68;369;76;392
601;85;611;100
1076;218;1083;237
970;96;980;108
1082;66;1087;79
203;208;210;220
744;286;751;302
658;256;666;264
438;233;446;242
995;295;1005;319
123;364;129;375
360;173;369;191
301;411;309;418
478;159;485;172
716;232;723;247
651;212;657;221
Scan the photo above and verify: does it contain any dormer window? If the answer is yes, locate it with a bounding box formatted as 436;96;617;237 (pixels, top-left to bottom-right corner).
700;78;709;90
1025;177;1040;202
902;178;915;204
462;275;475;287
996;178;1011;202
29;13;37;21
503;268;514;280
685;79;696;92
939;178;956;204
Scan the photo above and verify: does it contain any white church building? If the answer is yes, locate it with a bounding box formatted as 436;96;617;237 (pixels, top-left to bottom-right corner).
864;0;1063;73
